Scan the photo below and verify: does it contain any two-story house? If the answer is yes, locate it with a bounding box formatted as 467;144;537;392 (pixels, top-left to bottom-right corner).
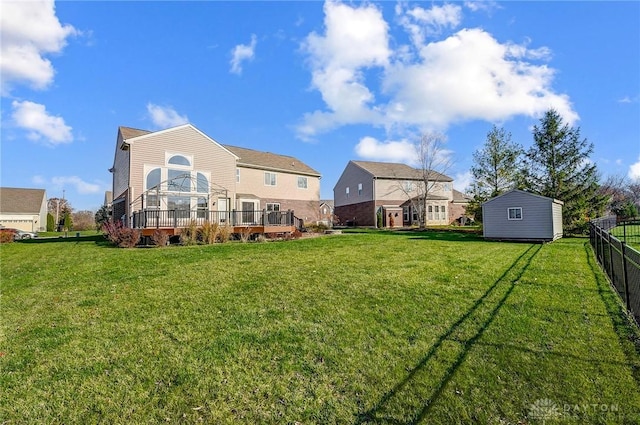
333;160;468;227
110;124;320;235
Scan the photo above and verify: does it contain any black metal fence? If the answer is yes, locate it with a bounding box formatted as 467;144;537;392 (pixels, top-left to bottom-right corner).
590;216;640;324
131;209;302;231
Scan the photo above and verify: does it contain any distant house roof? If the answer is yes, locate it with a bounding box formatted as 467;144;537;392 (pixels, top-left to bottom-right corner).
351;160;453;182
0;187;46;214
224;145;321;177
452;189;471;203
119;126;152;140
320;199;334;208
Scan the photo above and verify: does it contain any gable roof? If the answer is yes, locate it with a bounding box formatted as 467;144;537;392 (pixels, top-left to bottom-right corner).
351;160;452;181
0;187;46;213
119;126;151;140
224;145;321;176
452;189;471;202
482;189;564;206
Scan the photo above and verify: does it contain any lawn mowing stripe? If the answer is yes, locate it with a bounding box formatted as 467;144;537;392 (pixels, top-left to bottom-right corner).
357;243;542;424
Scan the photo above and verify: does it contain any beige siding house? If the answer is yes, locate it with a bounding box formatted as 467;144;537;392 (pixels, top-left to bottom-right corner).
0;187;47;232
333;161;468;227
224;145;321;223
110;124;320;234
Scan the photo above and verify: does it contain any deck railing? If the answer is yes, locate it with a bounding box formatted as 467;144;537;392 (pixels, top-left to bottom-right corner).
131;209;301;230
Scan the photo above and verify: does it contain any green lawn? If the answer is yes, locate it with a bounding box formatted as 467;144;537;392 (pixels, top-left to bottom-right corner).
1;231;639;423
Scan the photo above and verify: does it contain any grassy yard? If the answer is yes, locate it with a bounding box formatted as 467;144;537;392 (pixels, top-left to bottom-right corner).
1;231;639;424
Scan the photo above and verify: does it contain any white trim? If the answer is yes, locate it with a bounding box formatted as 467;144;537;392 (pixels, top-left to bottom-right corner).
507;207;523;220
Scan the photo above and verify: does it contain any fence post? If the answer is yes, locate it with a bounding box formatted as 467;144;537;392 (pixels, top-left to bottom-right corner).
607;232;615;283
620;242;631;311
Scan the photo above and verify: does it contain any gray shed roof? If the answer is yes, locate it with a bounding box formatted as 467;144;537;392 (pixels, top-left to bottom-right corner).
0;187;46;213
351;160;453;182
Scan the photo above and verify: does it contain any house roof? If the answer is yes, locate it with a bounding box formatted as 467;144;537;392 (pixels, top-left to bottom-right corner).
351;160;453;181
0;187;46;214
119;126;151;140
224;145;321;177
482;189;564;206
452;189;471;203
320;199;334;208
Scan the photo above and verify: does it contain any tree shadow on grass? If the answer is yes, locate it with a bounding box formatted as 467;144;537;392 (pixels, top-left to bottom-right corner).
18;234;114;247
356;243;542;424
584;242;640;387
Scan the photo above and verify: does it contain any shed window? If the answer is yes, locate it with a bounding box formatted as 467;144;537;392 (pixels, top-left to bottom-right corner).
508;207;522;220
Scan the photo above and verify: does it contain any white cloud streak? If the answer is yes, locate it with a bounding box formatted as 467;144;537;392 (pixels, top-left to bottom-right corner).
11;100;73;145
51;176;102;194
146;103;189;129
230;34;257;75
0;0;77;94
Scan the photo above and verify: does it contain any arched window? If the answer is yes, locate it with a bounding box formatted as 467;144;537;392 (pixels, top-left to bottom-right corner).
146;168;161;190
197;172;208;193
168;155;191;166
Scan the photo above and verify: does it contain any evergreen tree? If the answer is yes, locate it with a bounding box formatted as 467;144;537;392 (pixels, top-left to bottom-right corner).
95;205;111;230
46;213;55;232
466;126;523;221
522;109;606;233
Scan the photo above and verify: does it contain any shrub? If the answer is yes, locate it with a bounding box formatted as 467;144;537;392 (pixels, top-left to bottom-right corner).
180;220;199;245
151;229;170;247
217;224;232;243
306;223;328;233
199;221;219;245
238;226;252;243
0;230;15;244
102;221;141;248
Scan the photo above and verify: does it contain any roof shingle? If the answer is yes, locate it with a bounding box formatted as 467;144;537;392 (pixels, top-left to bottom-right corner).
224;145;321;176
0;187;46;214
352;160;452;181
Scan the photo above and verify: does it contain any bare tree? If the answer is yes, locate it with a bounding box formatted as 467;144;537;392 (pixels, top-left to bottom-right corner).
394;133;453;228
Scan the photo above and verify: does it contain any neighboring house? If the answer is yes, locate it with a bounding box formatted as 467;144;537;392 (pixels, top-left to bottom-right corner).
319;200;334;226
333;161;467;227
110;124;320;234
223;145;321;223
482;189;563;242
0;187;47;232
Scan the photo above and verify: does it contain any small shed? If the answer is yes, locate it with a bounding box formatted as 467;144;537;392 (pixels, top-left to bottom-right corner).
482;189;563;242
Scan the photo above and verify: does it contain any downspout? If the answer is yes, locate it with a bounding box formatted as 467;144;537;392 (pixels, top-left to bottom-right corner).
373;177;377;228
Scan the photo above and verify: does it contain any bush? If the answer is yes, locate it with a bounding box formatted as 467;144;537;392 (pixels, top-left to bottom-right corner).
238;226;252;243
180;220;199;245
217;224;232;243
102;221;141;248
306;223;328;233
151;229;169;247
0;230;15;244
199;221;219;245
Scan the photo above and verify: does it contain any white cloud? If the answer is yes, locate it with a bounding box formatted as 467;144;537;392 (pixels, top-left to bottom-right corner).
50;176;101;194
453;171;473;193
354;136;417;164
397;3;462;46
464;1;501;14
11;100;73;145
629;159;640;181
230;34;257;75
0;0;77;94
298;1;578;139
146;103;189;129
298;0;390;139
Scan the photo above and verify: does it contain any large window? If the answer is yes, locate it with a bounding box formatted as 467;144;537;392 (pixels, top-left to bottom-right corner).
168;169;191;192
196;172;208;193
264;172;277;186
297;176;308;189
508;207;523;220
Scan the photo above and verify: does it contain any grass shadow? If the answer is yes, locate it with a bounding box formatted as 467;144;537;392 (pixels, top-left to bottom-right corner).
357;244;542;424
17;234;114;247
584;241;640;387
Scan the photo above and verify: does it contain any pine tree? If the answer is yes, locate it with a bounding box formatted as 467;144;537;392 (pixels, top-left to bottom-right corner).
523;109;606;233
46;213;55;232
467;126;523;221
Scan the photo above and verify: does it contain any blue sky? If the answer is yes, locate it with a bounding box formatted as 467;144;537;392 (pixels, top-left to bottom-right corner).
1;0;639;212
